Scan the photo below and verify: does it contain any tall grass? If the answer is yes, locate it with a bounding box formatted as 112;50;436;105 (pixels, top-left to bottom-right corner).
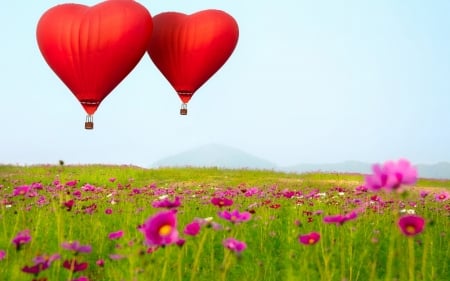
0;165;448;280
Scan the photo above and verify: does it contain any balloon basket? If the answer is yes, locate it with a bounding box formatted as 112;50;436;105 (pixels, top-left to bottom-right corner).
180;103;188;115
85;115;94;130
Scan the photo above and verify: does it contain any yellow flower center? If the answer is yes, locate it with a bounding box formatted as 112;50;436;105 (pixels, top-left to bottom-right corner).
405;225;416;234
308;238;316;244
159;225;172;236
230;215;237;221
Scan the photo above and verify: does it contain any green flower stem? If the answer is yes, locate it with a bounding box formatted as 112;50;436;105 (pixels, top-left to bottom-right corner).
189;230;209;281
408;237;415;281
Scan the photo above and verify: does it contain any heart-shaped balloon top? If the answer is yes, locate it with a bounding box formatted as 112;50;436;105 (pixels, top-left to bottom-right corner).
36;0;153;115
148;9;239;104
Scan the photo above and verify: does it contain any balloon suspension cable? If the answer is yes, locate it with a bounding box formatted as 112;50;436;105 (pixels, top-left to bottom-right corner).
85;115;94;130
180;103;188;115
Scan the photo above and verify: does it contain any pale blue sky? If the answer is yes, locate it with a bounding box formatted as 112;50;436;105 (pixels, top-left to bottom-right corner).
1;1;449;167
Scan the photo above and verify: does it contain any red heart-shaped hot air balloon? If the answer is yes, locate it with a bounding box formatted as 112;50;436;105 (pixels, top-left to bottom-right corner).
36;0;153;129
147;9;239;115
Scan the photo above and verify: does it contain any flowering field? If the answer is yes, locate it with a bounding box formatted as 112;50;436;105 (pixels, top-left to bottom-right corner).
0;162;449;281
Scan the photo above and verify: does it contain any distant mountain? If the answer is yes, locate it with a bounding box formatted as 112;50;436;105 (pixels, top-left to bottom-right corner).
416;162;450;180
152;144;450;180
152;143;277;170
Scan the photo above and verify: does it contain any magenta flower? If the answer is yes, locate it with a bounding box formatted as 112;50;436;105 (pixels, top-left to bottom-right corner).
183;220;201;236
105;208;113;215
31;182;44;190
61;241;92;254
365;159;417;191
223;238;247;254
12;229;31;250
323;211;358;225
13;185;31;196
211;197;233;207
64;199;75;211
419;190;429;198
176;238;186;247
65;180;78;187
22;253;60;275
139;210;179;246
152;196;182;209
96;259;105;267
108;230;124;240
398;215;425;236
63;259;88;272
298;232;321;245
0;250;5;260
435;191;449;202
218;210;252;224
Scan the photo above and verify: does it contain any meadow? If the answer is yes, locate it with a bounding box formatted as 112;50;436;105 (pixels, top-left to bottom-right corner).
0;164;448;281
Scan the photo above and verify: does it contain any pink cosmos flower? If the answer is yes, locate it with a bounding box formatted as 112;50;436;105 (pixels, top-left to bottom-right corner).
13;185;31;196
223;238;247;254
323;211;358;225
211;197;233;207
176;238;186;247
22;253;60;275
244;187;261;197
298;232;320;245
65;180;78;187
108;230;124;240
96;259;105;267
398;215;425;236
63;259;88;272
183;220;201;236
365;159;417;191
81;184;95;192
282;189;296;198
435;191;449;202
419;190;429;198
152;196;182;209
139;210;179;246
218;210;251;224
83;203;97;214
12;229;31;250
105;208;113;215
31;182;44;190
0;250;5;260
61;241;92;254
64;199;75;211
355;185;368;194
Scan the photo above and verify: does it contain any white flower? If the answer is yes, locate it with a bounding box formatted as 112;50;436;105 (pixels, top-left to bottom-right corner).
400;209;415;214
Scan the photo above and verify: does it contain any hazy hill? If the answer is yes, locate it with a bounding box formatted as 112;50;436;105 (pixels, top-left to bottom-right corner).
152;144;450;180
153;143;277;170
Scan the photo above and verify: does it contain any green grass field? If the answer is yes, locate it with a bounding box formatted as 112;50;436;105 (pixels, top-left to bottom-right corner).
0;165;449;281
